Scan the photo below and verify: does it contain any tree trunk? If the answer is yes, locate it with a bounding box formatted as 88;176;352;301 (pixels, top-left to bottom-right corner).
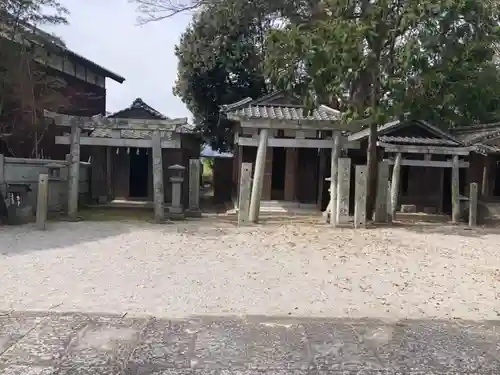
366;122;378;219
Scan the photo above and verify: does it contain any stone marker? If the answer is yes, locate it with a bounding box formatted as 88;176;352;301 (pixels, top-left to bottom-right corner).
469;182;478;227
238;163;252;225
152;131;164;222
168;164;186;220
336;157;351;224
187;158;201;217
36;173;49;230
354;165;367;228
374;161;389;223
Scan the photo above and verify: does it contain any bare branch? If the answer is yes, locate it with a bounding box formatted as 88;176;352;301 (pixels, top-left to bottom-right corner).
130;0;215;23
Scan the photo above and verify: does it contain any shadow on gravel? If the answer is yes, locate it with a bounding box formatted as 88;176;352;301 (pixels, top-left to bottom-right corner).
0;310;499;374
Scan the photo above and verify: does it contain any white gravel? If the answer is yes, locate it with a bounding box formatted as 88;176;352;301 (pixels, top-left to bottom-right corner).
0;220;499;320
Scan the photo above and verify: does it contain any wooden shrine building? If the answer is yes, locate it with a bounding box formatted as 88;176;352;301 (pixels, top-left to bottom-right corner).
50;98;201;217
223;91;367;221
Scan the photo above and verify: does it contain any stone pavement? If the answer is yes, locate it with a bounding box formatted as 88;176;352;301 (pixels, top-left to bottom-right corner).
0;311;499;374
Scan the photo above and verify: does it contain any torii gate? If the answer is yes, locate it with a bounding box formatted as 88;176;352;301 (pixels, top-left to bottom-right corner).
44;110;188;222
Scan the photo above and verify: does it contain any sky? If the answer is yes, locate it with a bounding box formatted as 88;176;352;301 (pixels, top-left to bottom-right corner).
44;0;193;119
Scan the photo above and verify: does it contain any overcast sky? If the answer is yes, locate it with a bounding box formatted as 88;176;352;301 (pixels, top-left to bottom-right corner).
44;0;193;119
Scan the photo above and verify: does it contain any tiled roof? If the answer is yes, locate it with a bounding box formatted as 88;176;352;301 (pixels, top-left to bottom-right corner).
89;98;198;139
108;98;167;119
226;104;341;122
453;126;500;145
378;135;460;146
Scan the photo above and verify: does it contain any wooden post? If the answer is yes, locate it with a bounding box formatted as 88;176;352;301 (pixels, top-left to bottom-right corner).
152;131;164;222
106;146;112;200
354;165;367;228
374;161;389;223
481;156;490;198
389;152;402;221
249;129;269;223
68;124;81;220
329;131;341;226
238;163;252;225
36;173;49;230
336;157;351;224
469;182;478;227
451;155;460;223
0;154;4;197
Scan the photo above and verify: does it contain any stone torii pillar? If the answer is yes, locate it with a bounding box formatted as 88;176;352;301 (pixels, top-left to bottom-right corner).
152;131;164;222
67;123;81;220
249;128;269;223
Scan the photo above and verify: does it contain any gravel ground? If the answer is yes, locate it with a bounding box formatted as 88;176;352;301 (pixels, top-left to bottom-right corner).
0;219;499;320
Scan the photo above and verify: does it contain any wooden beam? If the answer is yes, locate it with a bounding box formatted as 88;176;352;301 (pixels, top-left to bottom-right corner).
45;110;187;130
384;159;469;168
237;136;360;149
378;142;472;155
55;136;180;148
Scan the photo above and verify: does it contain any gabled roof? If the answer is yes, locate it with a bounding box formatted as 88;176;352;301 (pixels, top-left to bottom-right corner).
222;91;341;122
348;119;459;143
89;98;198;139
108;98;167;119
452;123;500;145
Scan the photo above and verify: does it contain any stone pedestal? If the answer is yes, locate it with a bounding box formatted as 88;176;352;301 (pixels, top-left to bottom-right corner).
168;164;186;220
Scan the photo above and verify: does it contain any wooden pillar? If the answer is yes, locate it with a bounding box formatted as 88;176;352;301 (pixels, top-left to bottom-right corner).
249;129;269;223
389;152;402;221
482;155;490;198
0;154;4;197
68;124;81;220
238;162;252;225
152;131;164;222
36;173;49;230
262;145;273;201
284;148;297;201
354;165;367;228
451;155;460;223
469;182;478;227
336;157;351;224
374;161;389;223
106;146;112;200
329;131;341;226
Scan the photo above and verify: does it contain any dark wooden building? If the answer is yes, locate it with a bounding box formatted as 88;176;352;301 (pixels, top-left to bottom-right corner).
55;98;201;207
0;24;125;159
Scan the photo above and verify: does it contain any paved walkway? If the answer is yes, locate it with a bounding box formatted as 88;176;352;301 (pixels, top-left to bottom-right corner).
0;311;499;374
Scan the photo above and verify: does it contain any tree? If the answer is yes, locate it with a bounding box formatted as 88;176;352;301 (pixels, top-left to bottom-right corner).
265;0;500;216
0;0;69;158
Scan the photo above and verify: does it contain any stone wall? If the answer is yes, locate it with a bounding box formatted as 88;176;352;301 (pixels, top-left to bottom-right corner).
0;155;90;213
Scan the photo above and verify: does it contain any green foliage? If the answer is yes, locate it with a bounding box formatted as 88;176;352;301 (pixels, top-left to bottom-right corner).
173;0;327;151
265;0;500;128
